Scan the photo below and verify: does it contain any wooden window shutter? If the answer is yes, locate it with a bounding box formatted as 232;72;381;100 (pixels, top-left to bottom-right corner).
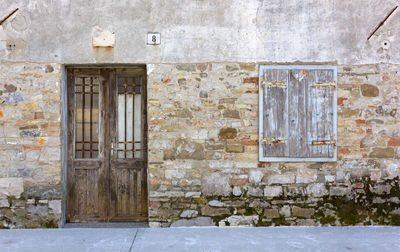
307;69;336;158
261;69;288;157
259;65;337;162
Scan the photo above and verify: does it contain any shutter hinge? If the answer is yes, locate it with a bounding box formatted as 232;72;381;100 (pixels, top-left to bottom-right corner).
262;138;286;144
312;82;336;87
263;81;286;87
312;140;336;147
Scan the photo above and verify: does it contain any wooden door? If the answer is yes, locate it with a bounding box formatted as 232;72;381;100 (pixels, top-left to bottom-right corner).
67;67;147;223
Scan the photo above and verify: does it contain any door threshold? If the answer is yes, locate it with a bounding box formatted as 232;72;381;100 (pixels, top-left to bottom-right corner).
64;222;148;228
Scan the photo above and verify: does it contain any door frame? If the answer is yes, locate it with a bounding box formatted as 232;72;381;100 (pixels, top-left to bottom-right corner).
61;65;148;225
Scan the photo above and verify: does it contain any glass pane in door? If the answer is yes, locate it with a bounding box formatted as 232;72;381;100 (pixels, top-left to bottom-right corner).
117;77;142;159
75;76;100;158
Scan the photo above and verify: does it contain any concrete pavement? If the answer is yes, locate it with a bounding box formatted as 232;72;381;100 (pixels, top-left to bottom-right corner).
0;226;399;252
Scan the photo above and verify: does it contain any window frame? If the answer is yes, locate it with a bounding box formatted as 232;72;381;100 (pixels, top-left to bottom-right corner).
258;65;338;162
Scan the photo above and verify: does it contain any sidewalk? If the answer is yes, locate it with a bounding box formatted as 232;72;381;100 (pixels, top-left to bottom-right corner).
0;226;399;252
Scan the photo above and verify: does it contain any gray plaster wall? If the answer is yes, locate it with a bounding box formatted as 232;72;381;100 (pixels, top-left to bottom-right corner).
0;0;399;64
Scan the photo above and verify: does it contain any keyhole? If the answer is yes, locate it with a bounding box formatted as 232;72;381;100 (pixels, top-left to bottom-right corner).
152;35;156;43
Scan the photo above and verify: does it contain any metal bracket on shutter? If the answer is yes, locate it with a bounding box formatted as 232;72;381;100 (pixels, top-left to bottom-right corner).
263;81;286;87
261;78;287;89
262;138;286;144
312;82;336;87
312;140;336;147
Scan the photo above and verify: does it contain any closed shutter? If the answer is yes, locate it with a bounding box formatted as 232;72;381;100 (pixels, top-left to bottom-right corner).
259;65;337;162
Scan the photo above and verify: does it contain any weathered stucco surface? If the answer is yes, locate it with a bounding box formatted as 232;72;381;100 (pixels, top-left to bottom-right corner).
0;0;400;64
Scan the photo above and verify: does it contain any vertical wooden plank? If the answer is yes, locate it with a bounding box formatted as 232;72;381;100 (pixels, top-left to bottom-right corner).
108;69;117;220
288;70;298;157
131;169;136;216
309;70;321;157
288;70;309;157
67;69;76;220
98;68;109;220
306;71;315;157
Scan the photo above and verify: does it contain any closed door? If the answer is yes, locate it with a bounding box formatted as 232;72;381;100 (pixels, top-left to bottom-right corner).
67;67;148;222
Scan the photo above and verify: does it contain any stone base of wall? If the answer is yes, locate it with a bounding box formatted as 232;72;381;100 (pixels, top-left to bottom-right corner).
1;186;62;228
149;176;400;227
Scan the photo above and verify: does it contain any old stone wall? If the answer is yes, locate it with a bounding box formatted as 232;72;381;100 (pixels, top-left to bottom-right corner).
1;61;399;228
147;63;400;227
0;62;62;228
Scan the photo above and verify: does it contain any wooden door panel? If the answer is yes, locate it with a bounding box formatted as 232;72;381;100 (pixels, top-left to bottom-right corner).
109;73;148;221
67;69;108;222
109;168;147;222
67;67;147;223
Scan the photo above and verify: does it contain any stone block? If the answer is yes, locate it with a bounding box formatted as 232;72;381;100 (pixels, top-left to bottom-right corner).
149;222;162;228
0;199;10;208
176;64;196;72
296;168;317;184
239;63;256;71
208;200;224;207
226;145;244;153
339;108;359;118
225;215;258;226
0;177;23;199
370;184;391;195
292;206;315;218
27;205;49;215
223;110;240;119
329;187;351;196
175;139;204;160
279;205;291;217
360;135;381;148
165;169;184;179
242;77;259;84
171;217;215;227
180;210;198;218
388;138;400;147
264;186;283;197
361;84;379;97
247;187;263;197
237;94;258;105
267;174;295;185
219;98;236;104
201;173;232;196
48;200;61;214
249;170;264;184
232;186;242;196
369;148;394;158
264;208;280;218
201;205;230;216
24;185;63;199
306;183;328;197
218;128;237;139
175;109;193;118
